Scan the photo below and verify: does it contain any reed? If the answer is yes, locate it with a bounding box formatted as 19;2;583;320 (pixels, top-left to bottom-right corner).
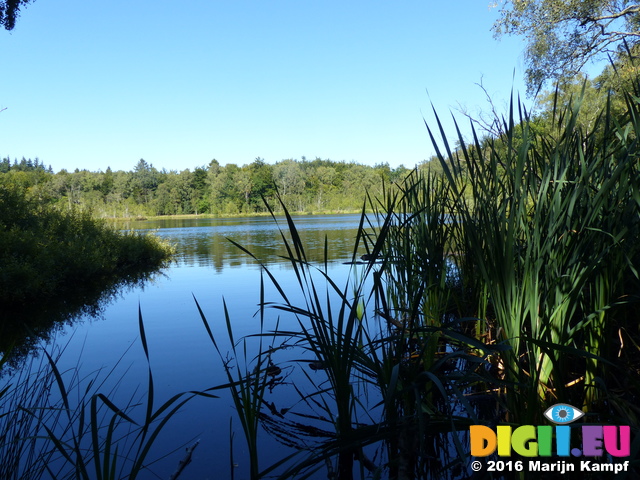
3;309;214;480
0;348;62;480
226;86;640;478
201;192;499;480
194;272;279;480
425;88;640;424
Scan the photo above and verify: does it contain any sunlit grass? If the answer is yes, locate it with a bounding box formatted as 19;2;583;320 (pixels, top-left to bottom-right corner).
427;90;640;425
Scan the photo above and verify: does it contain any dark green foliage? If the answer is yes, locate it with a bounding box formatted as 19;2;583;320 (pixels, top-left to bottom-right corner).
0;0;32;31
0;157;51;174
1;157;411;218
0;184;173;308
248;157;276;209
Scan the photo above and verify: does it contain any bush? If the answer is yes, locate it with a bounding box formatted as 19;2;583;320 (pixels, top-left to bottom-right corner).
0;184;174;307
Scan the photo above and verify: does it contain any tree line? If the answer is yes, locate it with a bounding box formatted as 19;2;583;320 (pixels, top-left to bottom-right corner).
0;156;413;218
4;50;639;221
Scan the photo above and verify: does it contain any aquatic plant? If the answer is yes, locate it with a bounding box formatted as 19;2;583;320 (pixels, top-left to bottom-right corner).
425;88;640;426
0;310;215;480
206;84;640;479
200;195;498;480
195;273;281;480
0;348;61;480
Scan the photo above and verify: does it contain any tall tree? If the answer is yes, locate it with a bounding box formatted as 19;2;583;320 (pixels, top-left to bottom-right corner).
130;159;159;205
493;0;640;93
273;159;305;197
534;74;611;134
191;165;208;214
209;163;244;214
248;157;275;209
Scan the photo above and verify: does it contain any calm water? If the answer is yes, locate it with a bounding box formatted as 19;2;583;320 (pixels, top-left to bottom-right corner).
11;214;374;479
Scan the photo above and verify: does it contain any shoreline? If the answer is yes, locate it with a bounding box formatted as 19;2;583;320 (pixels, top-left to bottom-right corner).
104;209;366;222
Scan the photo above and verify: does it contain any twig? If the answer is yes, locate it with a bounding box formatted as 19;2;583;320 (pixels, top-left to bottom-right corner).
168;440;200;480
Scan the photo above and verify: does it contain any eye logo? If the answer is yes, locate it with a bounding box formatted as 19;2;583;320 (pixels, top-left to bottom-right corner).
543;403;585;424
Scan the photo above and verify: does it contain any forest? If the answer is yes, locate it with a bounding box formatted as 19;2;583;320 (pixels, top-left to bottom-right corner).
0;156;413;218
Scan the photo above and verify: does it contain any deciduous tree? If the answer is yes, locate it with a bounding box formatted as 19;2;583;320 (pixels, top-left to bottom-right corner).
493;0;640;93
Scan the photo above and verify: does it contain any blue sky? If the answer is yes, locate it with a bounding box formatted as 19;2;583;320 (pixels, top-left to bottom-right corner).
1;0;530;173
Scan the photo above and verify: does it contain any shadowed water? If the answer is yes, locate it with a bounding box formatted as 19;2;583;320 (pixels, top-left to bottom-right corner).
2;213;369;480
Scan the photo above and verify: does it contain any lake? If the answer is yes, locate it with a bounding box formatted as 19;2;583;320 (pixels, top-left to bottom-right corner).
3;213;376;480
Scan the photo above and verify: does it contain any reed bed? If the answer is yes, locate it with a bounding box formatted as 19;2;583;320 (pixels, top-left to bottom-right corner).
428;92;640;425
207;87;640;479
197;196;500;480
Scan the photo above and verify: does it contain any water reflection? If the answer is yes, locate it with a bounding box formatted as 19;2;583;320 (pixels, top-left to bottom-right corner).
123;214;366;271
2;214;368;371
0;271;164;372
1;213;375;478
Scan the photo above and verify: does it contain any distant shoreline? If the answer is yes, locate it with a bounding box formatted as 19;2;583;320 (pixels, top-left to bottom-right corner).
106;209;366;222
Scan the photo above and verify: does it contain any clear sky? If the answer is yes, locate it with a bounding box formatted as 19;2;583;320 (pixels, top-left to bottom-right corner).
1;0;530;173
